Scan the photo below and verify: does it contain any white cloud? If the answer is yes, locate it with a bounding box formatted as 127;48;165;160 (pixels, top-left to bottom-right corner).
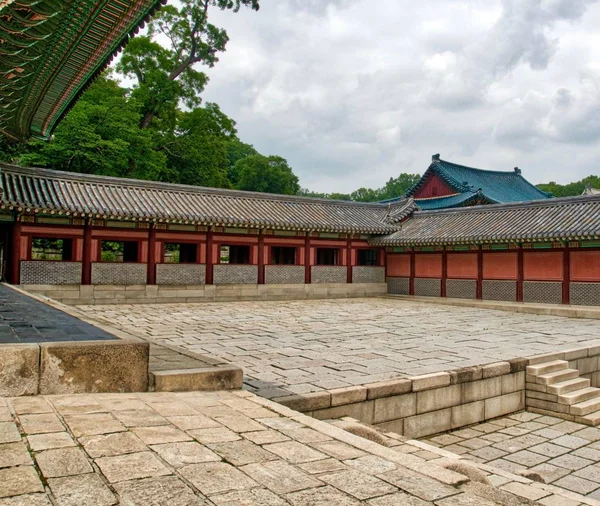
200;0;600;192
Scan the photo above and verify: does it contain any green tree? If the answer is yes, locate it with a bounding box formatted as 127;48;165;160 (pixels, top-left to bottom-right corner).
162;103;236;187
378;173;421;200
18;76;167;180
537;176;600;197
118;0;259;129
235;154;300;195
226;140;258;186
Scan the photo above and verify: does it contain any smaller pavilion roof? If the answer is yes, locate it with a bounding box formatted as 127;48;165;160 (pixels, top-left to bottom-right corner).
404;155;552;205
0;164;415;234
370;194;600;246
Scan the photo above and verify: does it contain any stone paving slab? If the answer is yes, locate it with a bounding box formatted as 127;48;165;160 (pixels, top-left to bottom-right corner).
77;298;600;398
424;410;600;502
0;390;568;505
0;284;115;343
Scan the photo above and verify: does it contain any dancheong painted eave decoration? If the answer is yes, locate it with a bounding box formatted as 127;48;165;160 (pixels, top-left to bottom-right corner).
0;0;165;141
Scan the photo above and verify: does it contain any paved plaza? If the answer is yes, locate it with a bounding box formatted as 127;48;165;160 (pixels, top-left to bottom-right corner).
79;298;600;399
425;411;600;501
0;389;559;505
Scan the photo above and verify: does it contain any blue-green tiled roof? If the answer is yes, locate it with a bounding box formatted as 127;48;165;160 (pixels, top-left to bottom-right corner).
414;191;493;210
406;157;552;204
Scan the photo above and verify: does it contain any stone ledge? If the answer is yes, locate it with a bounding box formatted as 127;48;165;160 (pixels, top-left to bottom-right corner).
0;345;39;397
151;365;242;392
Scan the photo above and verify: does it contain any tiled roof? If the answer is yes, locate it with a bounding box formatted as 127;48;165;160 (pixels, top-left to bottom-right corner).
414;191;494;210
406;157;552;204
0;0;164;140
584;186;600;196
370;195;600;246
0;164;413;234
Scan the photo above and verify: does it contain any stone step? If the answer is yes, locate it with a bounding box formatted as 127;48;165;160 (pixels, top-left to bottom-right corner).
576;409;600;426
547;377;591;395
570;397;600;416
526;360;569;377
536;369;579;386
558;387;600;406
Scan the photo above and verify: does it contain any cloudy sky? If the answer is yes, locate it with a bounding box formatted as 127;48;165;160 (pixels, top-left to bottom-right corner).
200;0;600;193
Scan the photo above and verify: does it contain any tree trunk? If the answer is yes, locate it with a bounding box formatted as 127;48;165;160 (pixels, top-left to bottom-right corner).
140;109;155;129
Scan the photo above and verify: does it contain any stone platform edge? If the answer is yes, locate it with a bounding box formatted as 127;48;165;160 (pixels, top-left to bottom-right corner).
2;284;244;395
272;344;600;439
20;282;388;305
387;294;600;319
241;390;595;506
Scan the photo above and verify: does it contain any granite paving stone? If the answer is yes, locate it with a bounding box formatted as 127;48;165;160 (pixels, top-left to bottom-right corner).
78;298;600;398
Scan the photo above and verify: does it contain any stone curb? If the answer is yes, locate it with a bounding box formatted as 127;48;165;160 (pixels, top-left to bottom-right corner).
386;294;600;319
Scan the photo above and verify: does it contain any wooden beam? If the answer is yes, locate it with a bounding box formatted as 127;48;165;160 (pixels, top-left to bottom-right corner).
206;230;214;285
147;224;157;285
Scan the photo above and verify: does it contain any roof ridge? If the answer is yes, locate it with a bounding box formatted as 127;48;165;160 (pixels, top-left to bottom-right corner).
436;158;520;176
414;193;600;217
0;163;392;209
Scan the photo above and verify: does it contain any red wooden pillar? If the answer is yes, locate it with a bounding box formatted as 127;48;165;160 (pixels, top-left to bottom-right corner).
409;249;415;295
441;249;447;297
304;235;311;284
10;219;21;285
476;247;483;299
82;219;92;285
258;232;265;284
147;224;157;285
206;230;214;285
516;246;524;302
563;246;571;305
346;238;352;283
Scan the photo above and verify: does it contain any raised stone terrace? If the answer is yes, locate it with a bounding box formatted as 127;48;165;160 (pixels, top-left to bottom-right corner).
79;298;600;399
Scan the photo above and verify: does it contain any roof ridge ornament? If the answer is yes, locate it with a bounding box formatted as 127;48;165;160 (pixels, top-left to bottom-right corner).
514;167;521;175
432;153;441;162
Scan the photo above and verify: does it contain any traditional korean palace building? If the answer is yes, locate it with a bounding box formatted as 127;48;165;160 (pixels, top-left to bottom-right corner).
0;161;599;307
0;1;599;307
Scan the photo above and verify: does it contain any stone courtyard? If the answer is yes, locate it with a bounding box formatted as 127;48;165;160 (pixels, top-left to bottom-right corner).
0;390;585;505
79;298;600;399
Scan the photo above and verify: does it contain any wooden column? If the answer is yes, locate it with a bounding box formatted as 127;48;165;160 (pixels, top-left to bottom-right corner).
10;218;21;285
516;246;524;302
304;235;311;284
82;218;92;285
409;249;415;295
346;238;352;283
563;245;571;305
257;232;265;284
441;249;447;297
476;247;483;299
147;224;157;285
206;230;214;285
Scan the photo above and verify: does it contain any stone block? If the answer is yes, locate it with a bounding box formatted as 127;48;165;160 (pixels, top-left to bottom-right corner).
330;386;367;406
403;408;452;438
484;391;524;419
373;419;404;435
501;372;525;394
416;384;461;414
373;393;416;424
461;377;502;403
276;392;331;412
312;401;375;425
365;379;412;400
451;401;484;429
39;341;149;394
482;362;511;378
152;366;242;392
527;352;565;365
576;356;599;375
410;372;450;391
509;357;528;373
563;348;589;361
449;367;482;385
0;345;39;397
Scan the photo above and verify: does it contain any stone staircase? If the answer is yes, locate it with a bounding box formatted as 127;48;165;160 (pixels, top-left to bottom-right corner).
526;360;600;426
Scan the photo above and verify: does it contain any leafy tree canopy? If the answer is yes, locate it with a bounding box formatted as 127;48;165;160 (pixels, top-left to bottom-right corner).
537;176;600;197
235;154;300;195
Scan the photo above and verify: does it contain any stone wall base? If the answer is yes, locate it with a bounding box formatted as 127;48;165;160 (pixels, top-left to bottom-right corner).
21;282;388;305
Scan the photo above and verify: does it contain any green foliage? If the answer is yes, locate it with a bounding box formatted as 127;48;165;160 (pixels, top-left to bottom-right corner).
537;176;600;197
235;155;300;195
19;77;167;180
297;173;420;202
118;0;259;129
